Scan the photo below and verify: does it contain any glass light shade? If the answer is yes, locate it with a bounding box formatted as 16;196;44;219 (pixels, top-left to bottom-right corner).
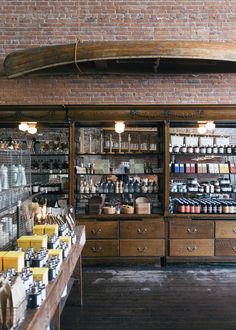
28;126;37;134
115;121;125;134
205;121;215;131
197;125;207;134
18;122;29;132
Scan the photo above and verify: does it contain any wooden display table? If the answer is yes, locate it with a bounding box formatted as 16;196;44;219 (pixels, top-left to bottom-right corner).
17;225;86;330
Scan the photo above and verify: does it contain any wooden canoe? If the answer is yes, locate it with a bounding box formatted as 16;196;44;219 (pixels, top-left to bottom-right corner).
4;40;236;78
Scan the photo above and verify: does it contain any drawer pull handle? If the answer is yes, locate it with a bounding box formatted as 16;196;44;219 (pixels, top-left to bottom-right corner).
137;228;148;234
91;228;102;235
187;228;197;234
91;246;102;252
233;229;236;234
137;247;147;252
187;246;197;252
232;247;236;252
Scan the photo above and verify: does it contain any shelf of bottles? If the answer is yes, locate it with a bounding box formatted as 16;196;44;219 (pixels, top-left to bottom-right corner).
75;126;163;215
169;126;236;214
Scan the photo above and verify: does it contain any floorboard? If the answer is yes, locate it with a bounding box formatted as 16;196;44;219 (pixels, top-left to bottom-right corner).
61;265;236;330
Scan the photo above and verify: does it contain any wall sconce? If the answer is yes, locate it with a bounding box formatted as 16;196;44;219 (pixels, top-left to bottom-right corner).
18;122;37;134
114;121;125;134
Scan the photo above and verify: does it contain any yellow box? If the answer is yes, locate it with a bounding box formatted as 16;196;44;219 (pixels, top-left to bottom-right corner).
3;251;25;272
30;235;48;251
0;252;7;271
17;236;31;251
59;236;71;251
48;249;63;266
44;224;59;236
30;267;49;286
33;225;45;235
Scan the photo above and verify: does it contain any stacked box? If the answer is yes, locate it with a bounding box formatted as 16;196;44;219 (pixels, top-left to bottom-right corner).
30;235;48;251
17;236;31;250
3;251;25;272
30;267;49;286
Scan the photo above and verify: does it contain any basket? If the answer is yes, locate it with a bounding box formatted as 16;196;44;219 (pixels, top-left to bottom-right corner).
135;196;151;214
103;206;116;215
121;205;134;214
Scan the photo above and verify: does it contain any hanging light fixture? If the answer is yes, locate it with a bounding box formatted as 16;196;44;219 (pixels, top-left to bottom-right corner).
205;121;215;131
19;122;37;134
18;122;29;132
27;122;37;134
114;121;125;134
197;125;207;134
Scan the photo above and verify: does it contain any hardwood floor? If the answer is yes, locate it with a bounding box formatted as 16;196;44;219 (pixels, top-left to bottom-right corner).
61;265;236;330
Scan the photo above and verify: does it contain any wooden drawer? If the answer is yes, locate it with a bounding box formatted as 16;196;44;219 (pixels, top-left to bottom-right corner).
82;240;119;257
120;239;165;257
169;239;214;256
215;239;236;256
215;221;236;238
169;220;214;239
79;221;119;239
120;220;164;239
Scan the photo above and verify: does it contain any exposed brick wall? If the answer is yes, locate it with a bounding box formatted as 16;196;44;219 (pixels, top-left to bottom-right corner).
1;1;236;105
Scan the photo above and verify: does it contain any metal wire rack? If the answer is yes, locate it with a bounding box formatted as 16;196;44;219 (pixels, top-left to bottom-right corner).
0;150;32;250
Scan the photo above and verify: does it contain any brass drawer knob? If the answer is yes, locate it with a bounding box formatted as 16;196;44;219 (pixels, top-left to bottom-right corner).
91;228;102;235
91;246;102;252
233;229;236;233
137;247;147;252
232;246;236;252
187;228;197;234
137;228;148;234
187;246;197;252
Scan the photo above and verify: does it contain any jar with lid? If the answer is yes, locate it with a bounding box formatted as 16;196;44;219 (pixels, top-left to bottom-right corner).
194;202;201;214
223;202;230;214
187;146;193;153
184;200;190;213
218;145;224;154
180;145;187;153
212;145;218;154
169;144;173;153
226;145;232;154
217;203;223;214
194;146;200;153
200;146;206;154
173;145;180;153
233;145;236;154
206;145;212;154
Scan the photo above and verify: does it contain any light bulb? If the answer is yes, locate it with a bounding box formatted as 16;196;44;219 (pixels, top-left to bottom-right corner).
18;122;29;132
197;125;207;134
115;121;125;134
205;121;215;131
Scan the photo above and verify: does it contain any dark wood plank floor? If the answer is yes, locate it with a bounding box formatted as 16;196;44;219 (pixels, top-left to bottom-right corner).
61;265;236;330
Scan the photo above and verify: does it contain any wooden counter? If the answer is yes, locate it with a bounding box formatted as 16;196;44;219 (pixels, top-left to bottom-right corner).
17;225;86;330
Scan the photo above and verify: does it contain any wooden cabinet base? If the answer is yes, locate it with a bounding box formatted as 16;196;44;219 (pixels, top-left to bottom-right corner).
169;239;214;257
82;240;119;257
120;239;165;257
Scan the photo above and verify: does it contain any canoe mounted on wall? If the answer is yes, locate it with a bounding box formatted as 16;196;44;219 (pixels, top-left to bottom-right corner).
4;40;236;78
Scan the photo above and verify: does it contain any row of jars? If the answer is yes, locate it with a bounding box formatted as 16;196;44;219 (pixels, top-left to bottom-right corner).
80;178;158;194
174;198;236;214
170;144;236;155
170;178;234;194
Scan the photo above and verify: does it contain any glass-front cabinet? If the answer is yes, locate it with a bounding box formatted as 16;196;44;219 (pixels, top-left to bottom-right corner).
169;123;236;215
75;123;165;216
